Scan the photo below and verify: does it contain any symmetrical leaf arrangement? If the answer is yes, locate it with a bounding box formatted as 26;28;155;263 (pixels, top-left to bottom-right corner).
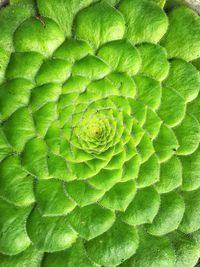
0;0;200;266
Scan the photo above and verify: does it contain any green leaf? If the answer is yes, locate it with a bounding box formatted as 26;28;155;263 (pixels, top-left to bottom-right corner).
36;58;71;85
129;100;147;126
119;0;168;44
154;124;179;162
72;55;110;80
47;153;75;181
164;59;200;102
100;180;136;211
75;2;125;49
68;204;115;240
37;0;96;37
155;156;182;193
98;39;141;76
143;109;162;139
0;48;9;84
88;168;122;190
27;207;77;252
137;43;169;81
21;137;49;179
122;155;140;182
3;107;35;152
0;245;43;267
42;239;96;267
0;198;32;255
174;114;200;155
0;155;35;206
158;87;186;127
0;79;33;120
35;179;76;216
192;229;200;248
137;154;160;187
108;73;137;98
76;78;118;103
147;192;185;236
137;133;154;163
105;150;125;169
14;17;65;57
192;57;200;71
150;0;166;8
168;231;200;267
54;39;92;63
181;146;200;191
122;230;175;267
162;7;200;61
6;52;44;81
0;128;12;161
179;189;200;233
70;157;109;180
45;121;61;154
124;137;137;160
85;220;139;266
134;75;162;110
30;83;61;112
66;180;104;207
0;1;34;52
121;186;160;225
33;102;57;137
187;95;200;124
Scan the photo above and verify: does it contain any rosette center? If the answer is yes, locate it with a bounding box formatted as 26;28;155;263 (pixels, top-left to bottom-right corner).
73;110;117;154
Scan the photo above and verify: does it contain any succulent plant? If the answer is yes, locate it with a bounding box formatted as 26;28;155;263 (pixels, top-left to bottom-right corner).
0;0;200;266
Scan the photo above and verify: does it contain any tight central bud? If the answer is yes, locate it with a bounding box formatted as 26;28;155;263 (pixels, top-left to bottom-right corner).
88;124;103;139
72;109;118;154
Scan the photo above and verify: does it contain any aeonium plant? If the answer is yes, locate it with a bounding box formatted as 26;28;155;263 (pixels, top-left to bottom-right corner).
0;0;200;266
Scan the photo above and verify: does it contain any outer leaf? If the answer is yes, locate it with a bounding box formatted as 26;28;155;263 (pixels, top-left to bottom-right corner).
0;155;35;206
14;17;65;57
26;207;77;252
122;230;175;267
154;124;179;162
158;87;186;127
37;0;97;37
100;180;136;211
0;198;32;255
174;113;200;155
119;0;168;44
68;204;115;240
66;180;104;206
0;1;34;52
134;75;161;110
137;154;160;187
42;239;96;267
168;231;200;267
35;179;76;216
162;7;200;61
121;186;160;226
0;245;43;267
21;138;49;179
3;107;35;152
98;40;141;76
155;156;182;193
6;52;44;81
147;192;185;236
181;146;200;191
164;58;200;102
179;189;200;233
137;43;169;81
85;220;139;266
75;2;125;49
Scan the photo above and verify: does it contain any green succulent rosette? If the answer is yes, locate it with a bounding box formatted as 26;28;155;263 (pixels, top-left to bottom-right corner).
0;0;200;266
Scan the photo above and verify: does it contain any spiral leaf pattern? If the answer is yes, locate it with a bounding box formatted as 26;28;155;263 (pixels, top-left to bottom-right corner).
0;0;200;266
